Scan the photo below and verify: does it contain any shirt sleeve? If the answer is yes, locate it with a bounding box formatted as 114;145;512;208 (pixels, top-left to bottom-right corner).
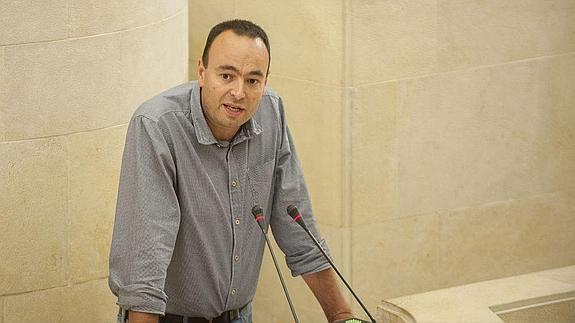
108;115;180;314
269;96;333;277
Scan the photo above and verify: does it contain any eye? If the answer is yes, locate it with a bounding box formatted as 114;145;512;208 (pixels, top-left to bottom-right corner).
247;79;260;86
220;74;231;81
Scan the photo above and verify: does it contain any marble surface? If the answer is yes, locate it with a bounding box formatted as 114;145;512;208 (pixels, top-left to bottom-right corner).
380;265;575;323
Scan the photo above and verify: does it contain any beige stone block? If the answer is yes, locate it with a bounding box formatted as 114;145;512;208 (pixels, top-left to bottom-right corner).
0;1;68;45
295;308;326;323
62;279;118;322
438;191;575;288
497;300;575;323
352;82;400;225
256;287;322;322
390;267;575;323
3;281;117;323
2;35;124;140
351;0;437;84
2;9;188;141
392;291;504;323
236;1;344;86
535;265;575;286
188;0;235;78
268;77;344;227
455;272;575;313
4;288;65;322
253;292;325;323
251;295;274;322
0;47;5;142
352;215;441;300
0;138;68;294
438;0;575;71
69;0;187;37
68;125;127;282
120;9;189;115
551;54;575;192
399;58;561;216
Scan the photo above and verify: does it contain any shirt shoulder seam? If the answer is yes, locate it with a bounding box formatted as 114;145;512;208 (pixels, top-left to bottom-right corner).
133;109;190;124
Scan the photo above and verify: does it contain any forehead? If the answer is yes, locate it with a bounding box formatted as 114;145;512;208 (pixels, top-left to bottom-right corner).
208;30;269;69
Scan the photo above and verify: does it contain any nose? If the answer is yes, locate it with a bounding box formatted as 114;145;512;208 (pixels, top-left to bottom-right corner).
230;79;246;100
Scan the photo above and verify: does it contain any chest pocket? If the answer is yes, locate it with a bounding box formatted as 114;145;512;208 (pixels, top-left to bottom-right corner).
247;159;275;219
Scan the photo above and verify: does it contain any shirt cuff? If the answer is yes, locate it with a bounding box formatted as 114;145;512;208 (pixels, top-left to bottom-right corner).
117;284;168;315
287;239;333;277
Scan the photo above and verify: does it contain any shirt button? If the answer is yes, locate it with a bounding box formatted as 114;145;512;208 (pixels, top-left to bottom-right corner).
231;289;237;295
231;180;237;187
235;219;240;225
234;255;240;261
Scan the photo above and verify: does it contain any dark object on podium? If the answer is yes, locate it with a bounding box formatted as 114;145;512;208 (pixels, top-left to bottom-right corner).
333;319;372;323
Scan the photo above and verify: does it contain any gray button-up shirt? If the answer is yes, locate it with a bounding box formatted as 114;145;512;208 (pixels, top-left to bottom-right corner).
108;81;331;319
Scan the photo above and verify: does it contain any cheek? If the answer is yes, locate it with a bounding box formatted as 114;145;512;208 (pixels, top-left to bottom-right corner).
211;85;229;98
204;87;222;105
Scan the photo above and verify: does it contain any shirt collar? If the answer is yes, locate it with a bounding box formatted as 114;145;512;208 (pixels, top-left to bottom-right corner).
189;81;263;146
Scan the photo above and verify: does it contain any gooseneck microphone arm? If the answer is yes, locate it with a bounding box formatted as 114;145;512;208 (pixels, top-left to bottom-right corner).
251;206;300;323
287;205;377;323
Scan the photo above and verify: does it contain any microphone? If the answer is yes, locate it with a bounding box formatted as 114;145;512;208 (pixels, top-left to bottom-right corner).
287;205;376;323
252;206;300;323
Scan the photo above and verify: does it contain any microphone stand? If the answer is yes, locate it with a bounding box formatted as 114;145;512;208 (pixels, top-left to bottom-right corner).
252;206;300;323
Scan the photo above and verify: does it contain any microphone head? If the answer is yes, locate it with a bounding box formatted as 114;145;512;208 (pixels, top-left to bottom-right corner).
252;205;263;217
287;205;299;218
252;205;265;223
286;205;307;229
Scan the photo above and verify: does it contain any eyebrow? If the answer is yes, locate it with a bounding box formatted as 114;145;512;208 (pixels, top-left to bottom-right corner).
217;65;264;78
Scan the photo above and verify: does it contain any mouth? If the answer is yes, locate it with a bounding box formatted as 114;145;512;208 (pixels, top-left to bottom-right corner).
223;103;244;116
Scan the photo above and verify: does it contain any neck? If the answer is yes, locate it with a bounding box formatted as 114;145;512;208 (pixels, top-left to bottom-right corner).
209;123;238;141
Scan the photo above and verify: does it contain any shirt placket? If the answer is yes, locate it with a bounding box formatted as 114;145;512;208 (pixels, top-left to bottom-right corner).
226;142;243;308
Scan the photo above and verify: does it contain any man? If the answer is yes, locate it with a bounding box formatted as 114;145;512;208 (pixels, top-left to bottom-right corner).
109;19;353;323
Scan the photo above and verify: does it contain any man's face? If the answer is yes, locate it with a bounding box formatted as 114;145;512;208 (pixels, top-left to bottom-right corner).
197;30;269;141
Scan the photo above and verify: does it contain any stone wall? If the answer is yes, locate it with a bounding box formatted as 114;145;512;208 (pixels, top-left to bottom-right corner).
349;0;575;315
0;1;188;322
2;1;569;322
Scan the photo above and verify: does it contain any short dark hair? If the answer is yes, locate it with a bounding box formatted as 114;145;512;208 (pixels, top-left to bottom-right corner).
202;19;271;74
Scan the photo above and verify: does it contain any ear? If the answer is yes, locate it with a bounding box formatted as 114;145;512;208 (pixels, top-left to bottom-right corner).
197;58;206;86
